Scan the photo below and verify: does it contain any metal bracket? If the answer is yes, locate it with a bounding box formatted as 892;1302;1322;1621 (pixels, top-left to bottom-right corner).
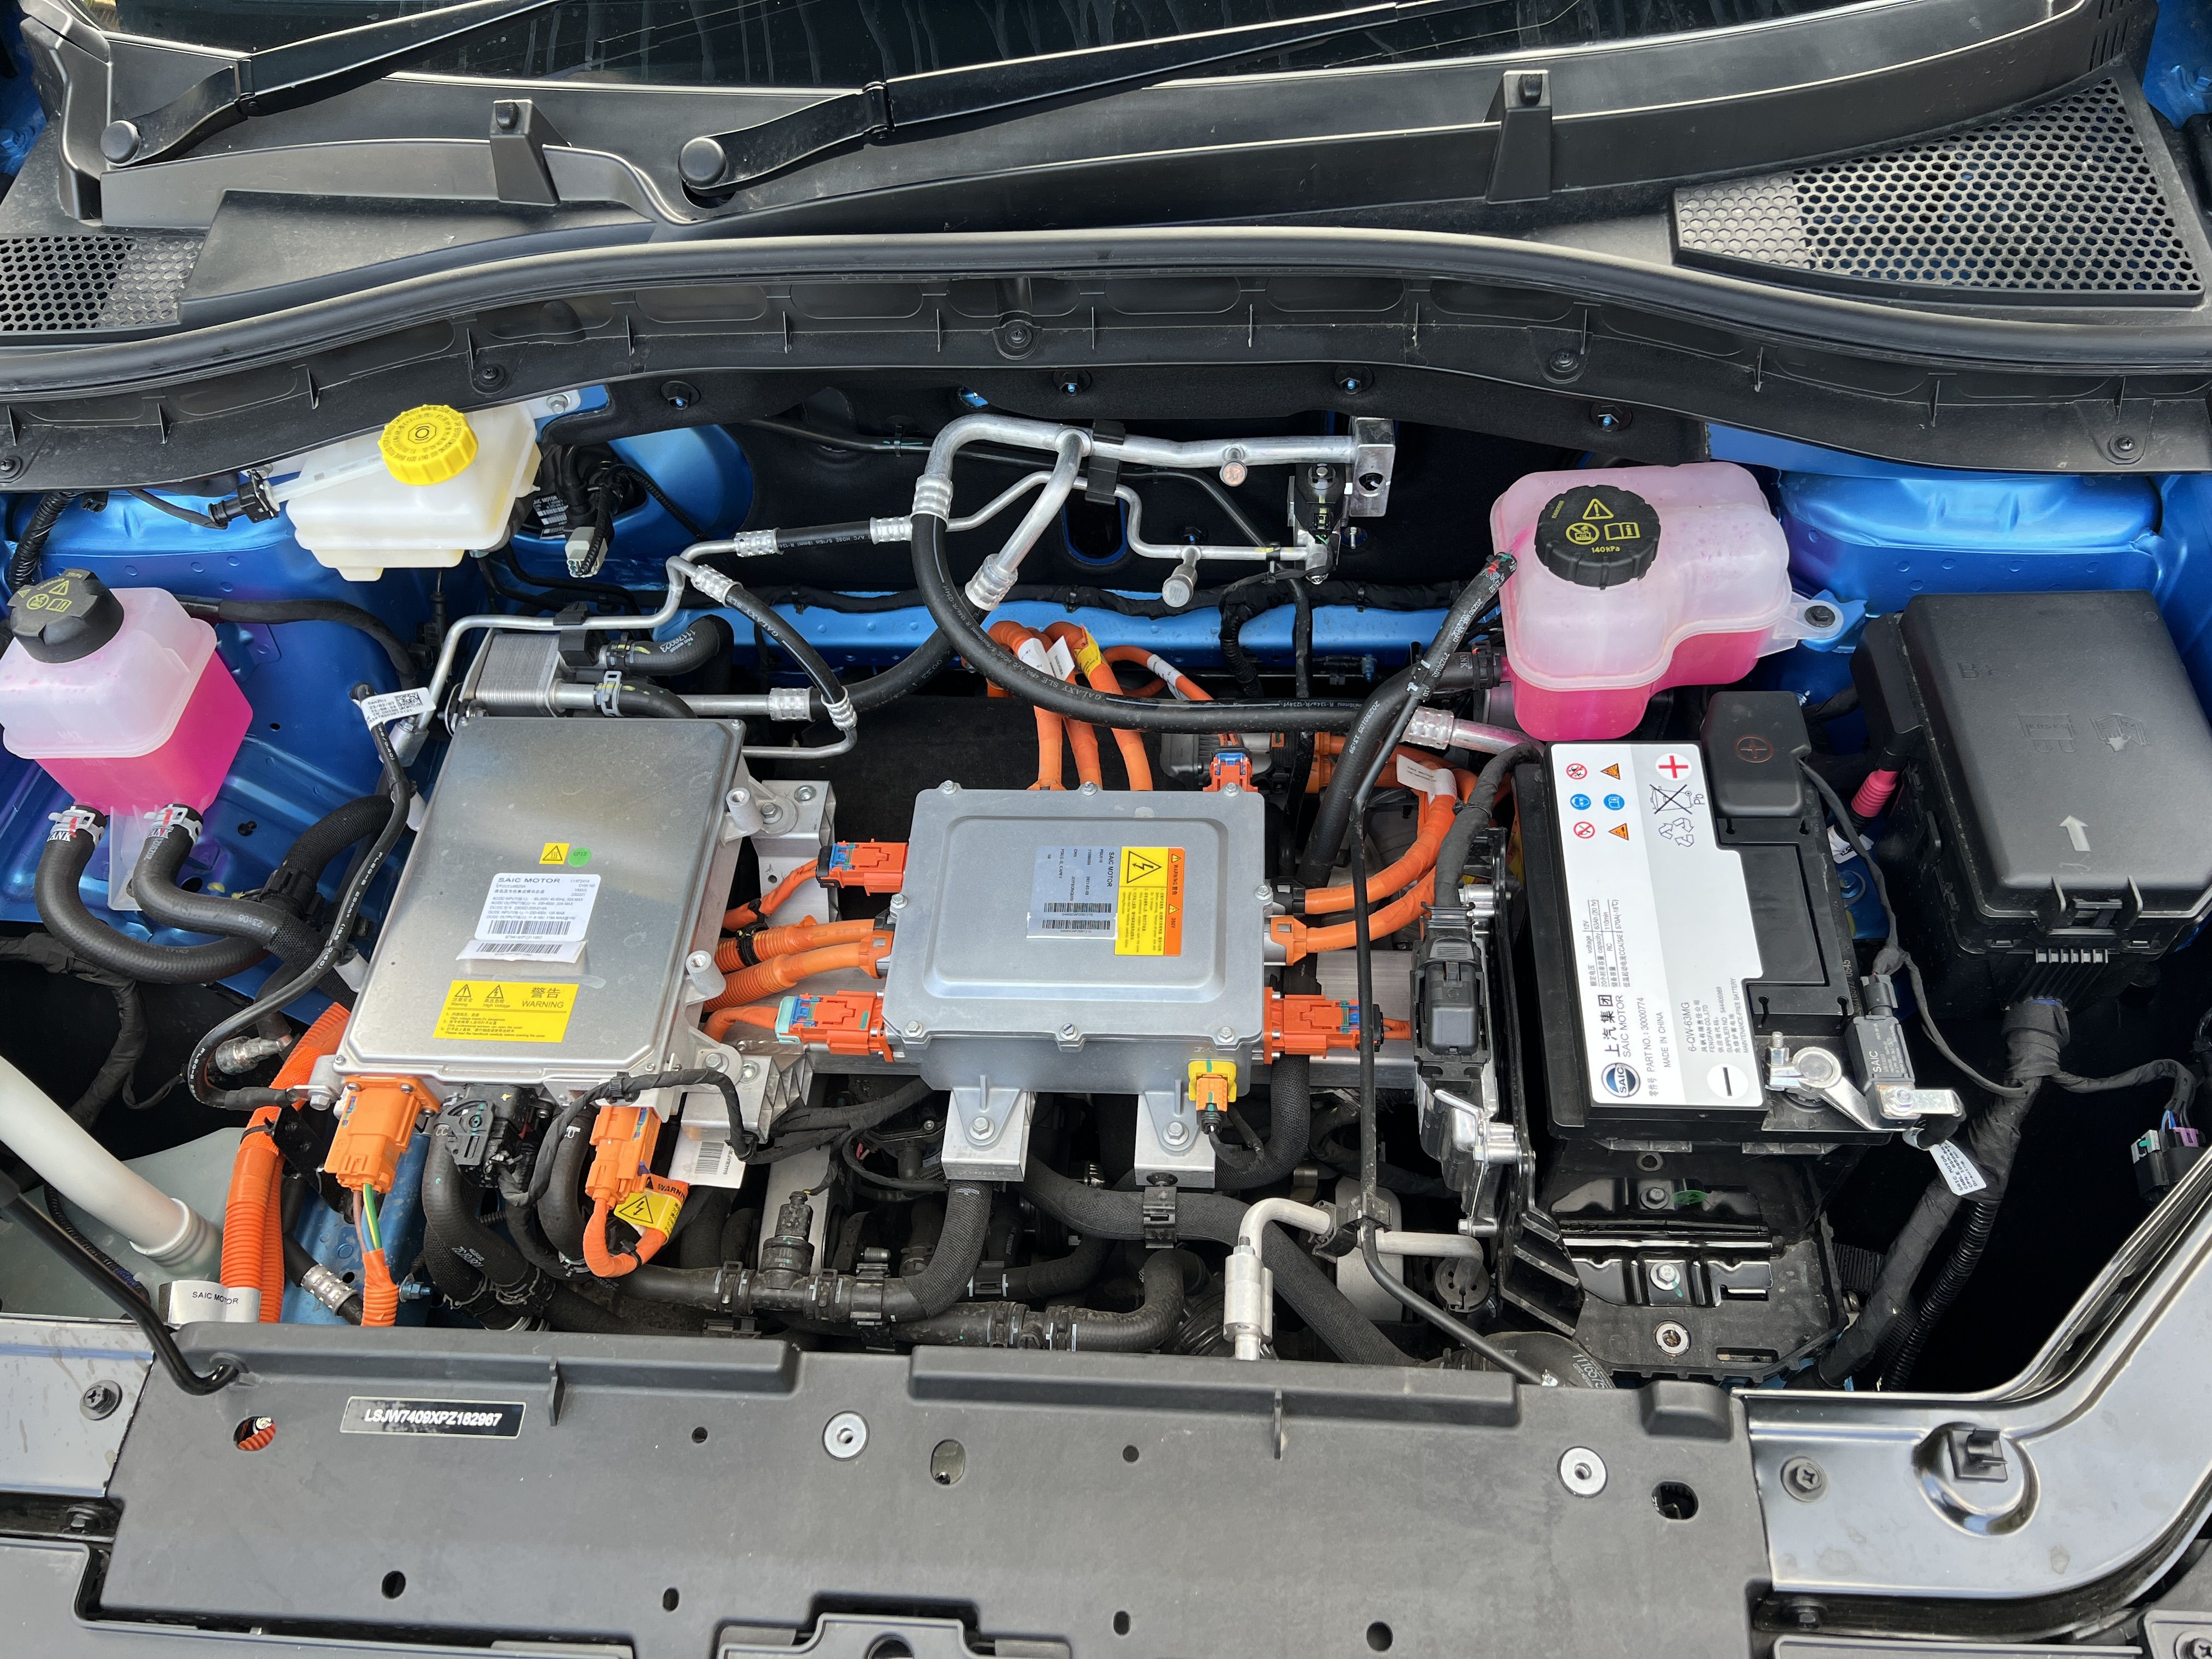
941;1083;1035;1182
1347;416;1396;517
1133;1087;1216;1188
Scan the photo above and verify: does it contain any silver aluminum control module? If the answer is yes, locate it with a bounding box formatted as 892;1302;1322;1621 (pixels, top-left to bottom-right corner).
338;716;742;1093
882;786;1267;1097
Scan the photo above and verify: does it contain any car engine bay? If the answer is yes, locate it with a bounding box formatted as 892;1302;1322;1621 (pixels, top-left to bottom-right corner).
3;383;2208;1420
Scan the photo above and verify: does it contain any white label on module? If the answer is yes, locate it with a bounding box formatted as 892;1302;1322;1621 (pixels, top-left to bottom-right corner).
1551;744;1763;1110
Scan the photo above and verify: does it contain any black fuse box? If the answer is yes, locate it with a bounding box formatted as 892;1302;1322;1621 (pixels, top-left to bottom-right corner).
1854;590;2212;1013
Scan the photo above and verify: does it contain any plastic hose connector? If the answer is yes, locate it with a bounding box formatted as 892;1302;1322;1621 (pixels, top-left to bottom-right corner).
1850;768;1901;819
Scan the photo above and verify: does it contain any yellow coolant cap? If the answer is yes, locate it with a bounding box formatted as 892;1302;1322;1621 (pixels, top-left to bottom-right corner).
379;405;478;486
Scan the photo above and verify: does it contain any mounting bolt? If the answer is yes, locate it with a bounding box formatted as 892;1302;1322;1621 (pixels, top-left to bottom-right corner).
1641;1182;1671;1209
79;1381;122;1420
1335;369;1369;394
2183;1637;2212;1659
472;362;509;392
1256;883;1274;903
1056;371;1089;397
662;380;702;411
1163;1119;1192;1148
1219;459;1249;487
1060;1024;1080;1041
904;1021;924;1038
970;1115;995;1139
544;392;569;413
1548;348;1583;378
1216;1025;1237;1045
996;317;1037;358
1780;1456;1827;1502
64;1504;99;1532
1803;602;1839;631
2107;433;2142;463
889;893;909;911
1788;1602;1825;1632
793;785;817;803
1589;402;1632;434
1654;1320;1691;1356
740;1062;760;1081
0;458;22;480
1648;1262;1681;1293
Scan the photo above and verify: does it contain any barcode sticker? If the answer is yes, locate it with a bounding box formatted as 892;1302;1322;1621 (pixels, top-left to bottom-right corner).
459;937;585;964
1027;846;1118;938
668;1127;748;1188
469;872;600;957
1043;637;1077;681
359;687;435;727
1395;754;1456;799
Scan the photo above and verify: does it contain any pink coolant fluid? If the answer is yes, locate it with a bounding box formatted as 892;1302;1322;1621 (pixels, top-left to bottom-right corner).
1493;464;1794;741
0;569;249;814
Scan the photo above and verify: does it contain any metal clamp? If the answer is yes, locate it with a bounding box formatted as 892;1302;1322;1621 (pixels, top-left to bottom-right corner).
147;803;203;843
48;805;103;843
593;670;623;717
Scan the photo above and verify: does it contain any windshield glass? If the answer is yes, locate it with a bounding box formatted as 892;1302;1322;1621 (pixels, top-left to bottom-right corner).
101;0;1862;86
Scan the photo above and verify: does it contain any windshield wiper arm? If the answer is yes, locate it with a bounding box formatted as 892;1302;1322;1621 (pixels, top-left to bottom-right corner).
83;0;565;169
677;0;1492;193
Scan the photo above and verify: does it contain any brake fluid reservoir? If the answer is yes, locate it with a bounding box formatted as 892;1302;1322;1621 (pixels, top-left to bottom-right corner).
1494;463;1793;741
281;402;540;582
0;568;250;812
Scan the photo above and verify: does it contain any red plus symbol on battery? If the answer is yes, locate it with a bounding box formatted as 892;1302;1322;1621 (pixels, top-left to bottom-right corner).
1658;754;1690;779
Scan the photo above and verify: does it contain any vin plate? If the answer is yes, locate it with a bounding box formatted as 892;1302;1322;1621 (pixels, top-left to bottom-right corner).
1551;744;1763;1110
341;1397;526;1438
1028;845;1119;938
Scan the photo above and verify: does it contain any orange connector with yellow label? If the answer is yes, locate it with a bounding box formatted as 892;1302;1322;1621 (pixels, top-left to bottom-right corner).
323;1076;426;1195
582;1103;689;1278
1264;992;1413;1059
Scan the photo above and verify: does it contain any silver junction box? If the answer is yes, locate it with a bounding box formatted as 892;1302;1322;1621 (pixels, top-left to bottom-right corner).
881;786;1268;1097
339;716;742;1094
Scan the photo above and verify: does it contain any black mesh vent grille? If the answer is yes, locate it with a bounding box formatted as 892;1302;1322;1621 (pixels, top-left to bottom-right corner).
1672;81;2203;306
0;231;201;333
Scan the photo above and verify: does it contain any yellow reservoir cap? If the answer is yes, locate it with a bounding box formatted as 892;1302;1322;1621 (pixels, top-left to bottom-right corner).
379;405;478;486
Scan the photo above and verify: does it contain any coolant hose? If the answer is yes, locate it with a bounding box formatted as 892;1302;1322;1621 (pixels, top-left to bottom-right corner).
910;514;1361;733
1431;742;1540;909
1210;1056;1313;1192
705;575;852;726
1298;667;1417;885
538;1122;592;1261
607;613;732;678
421;1142;633;1334
0;1049;218;1272
135;827;333;968
597;679;697;718
1002;1232;1110;1301
37;814;268;984
1020;1161;1412;1365
904;1248;1186;1351
845;631;952;712
880;1181;992;1321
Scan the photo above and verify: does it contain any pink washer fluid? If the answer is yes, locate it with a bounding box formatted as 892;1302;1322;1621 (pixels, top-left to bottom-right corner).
1493;464;1795;741
0;568;250;814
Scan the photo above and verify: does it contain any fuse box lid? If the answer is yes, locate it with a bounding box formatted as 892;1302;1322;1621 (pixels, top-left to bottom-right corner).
1899;590;2212;920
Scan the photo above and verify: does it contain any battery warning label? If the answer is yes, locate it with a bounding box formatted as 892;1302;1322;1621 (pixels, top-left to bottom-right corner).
1115;846;1185;957
433;980;578;1043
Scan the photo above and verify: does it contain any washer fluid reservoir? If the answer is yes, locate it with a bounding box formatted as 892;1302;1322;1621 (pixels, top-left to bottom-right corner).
281;402;540;582
1494;463;1795;741
0;567;250;814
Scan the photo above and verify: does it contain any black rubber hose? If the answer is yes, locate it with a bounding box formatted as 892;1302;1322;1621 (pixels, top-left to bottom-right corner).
538;1124;592;1261
36;815;268;984
709;577;851;718
1431;743;1541;909
7;492;71;589
44;1188;143;1291
1210;1056;1312;1192
1002;1231;1109;1301
606;613;731;678
1020;1162;1412;1366
421;1144;632;1334
678;1189;736;1271
910;514;1362;733
904;1248;1186;1351
134;827;330;964
263;795;393;910
1052;1248;1186;1351
845;631;953;712
602;678;696;718
878;1181;991;1321
178;597;417;689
